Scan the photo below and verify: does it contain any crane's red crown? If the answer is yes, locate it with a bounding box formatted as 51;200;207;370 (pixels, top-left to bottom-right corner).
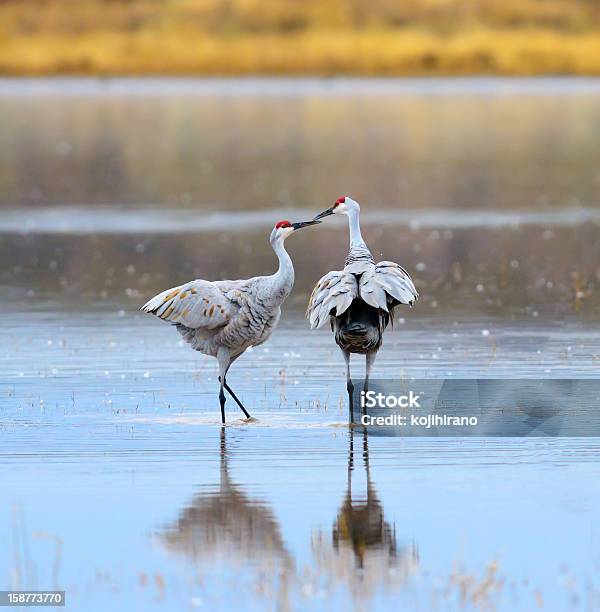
334;196;346;207
275;220;292;229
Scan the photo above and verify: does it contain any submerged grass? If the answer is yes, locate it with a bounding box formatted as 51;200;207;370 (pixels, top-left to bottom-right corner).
1;0;600;75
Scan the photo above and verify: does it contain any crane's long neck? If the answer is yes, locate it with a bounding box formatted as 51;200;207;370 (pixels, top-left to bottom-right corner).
348;207;366;247
345;208;374;268
268;238;295;304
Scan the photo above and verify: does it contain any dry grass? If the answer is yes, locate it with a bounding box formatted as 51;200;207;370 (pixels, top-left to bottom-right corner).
1;0;600;75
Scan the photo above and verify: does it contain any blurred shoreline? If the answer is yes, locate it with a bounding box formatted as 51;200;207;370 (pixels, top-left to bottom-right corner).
2;30;600;77
2;0;600;76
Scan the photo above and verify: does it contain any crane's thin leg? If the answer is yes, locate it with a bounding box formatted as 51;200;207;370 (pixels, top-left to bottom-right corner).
343;350;354;422
364;351;377;397
217;349;230;425
221;378;251;419
218;380;226;424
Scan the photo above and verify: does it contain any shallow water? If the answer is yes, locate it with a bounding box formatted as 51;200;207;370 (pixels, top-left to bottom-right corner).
2;312;600;610
2;78;600;611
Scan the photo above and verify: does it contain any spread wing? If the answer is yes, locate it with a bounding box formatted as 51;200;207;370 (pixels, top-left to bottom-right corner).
140;280;232;329
307;270;359;329
359;261;418;311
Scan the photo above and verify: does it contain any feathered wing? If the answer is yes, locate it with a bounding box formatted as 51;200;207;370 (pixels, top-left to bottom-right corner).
140;279;233;329
359;261;418;312
307;270;359;329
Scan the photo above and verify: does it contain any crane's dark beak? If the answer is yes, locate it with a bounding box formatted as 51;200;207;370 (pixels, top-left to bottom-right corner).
312;206;336;221
292;219;321;230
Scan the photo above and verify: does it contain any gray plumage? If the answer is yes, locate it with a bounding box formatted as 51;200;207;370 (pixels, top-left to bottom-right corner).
307;197;418;408
141;219;318;423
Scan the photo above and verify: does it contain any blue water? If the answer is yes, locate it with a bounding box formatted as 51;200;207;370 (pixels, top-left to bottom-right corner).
2;312;600;611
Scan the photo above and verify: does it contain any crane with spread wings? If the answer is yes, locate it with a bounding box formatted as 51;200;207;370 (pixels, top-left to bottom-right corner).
307;197;418;414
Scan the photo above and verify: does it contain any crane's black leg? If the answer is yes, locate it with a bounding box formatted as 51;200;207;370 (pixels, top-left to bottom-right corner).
221;377;251;419
219;383;226;424
216;349;234;425
364;351;377;399
343;350;354;423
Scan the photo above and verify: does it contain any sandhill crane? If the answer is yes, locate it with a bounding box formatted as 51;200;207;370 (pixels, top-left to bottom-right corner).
141;218;320;424
307;197;418;415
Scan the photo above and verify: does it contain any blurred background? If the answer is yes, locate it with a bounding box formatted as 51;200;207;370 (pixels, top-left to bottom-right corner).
1;81;600;319
0;1;599;319
1;0;600;75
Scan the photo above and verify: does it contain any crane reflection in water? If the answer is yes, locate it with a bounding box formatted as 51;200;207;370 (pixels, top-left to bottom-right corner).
159;428;293;574
158;427;418;606
312;426;419;604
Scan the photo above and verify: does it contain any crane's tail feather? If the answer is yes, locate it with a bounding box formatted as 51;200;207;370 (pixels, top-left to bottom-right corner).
140;287;179;315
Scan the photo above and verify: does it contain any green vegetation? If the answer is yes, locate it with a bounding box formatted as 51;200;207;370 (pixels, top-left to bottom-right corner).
1;0;600;75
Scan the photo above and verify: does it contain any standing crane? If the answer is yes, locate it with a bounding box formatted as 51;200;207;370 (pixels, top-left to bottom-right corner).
306;197;418;415
141;218;320;424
